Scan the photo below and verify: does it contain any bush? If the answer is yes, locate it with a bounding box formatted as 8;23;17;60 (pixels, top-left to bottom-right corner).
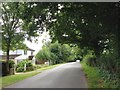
97;54;120;74
26;62;33;67
16;67;24;72
93;53;120;88
16;60;33;72
9;60;15;68
83;54;96;66
33;64;49;71
26;67;34;71
98;68;119;88
16;60;26;69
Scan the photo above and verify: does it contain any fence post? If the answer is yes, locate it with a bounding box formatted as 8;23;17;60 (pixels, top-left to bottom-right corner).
24;64;26;72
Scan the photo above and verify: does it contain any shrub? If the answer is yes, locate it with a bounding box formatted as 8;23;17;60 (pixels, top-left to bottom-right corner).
83;54;96;66
26;67;34;71
9;60;15;68
26;62;33;67
16;67;24;72
98;68;119;88
97;54;120;74
16;60;33;72
16;60;26;69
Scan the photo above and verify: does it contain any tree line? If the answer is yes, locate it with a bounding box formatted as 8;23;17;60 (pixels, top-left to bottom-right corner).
35;42;82;65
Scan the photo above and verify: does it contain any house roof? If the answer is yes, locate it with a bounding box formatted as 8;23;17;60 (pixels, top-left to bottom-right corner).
27;47;35;51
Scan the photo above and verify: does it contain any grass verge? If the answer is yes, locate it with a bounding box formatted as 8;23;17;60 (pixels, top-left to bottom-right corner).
1;63;62;88
81;61;105;88
81;61;119;88
39;64;61;71
2;71;39;88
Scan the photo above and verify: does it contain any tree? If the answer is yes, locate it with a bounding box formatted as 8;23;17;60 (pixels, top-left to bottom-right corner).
1;2;47;74
1;3;26;73
36;42;78;65
47;2;118;57
15;2;118;57
35;46;51;62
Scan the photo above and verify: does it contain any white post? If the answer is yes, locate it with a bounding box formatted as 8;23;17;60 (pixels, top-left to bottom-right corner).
24;64;26;72
13;64;16;74
32;57;36;65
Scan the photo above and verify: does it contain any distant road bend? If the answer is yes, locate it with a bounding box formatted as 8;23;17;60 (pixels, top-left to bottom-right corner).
6;62;88;88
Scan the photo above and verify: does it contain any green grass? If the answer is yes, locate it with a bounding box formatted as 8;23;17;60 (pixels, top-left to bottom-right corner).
2;71;39;88
39;64;61;70
81;61;104;88
1;63;63;88
81;61;119;88
0;59;6;62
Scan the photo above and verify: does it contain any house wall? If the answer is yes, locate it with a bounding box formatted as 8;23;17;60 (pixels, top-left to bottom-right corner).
1;54;21;60
9;50;32;56
27;51;32;55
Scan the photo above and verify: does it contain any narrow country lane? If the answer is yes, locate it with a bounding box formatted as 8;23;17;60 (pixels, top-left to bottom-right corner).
5;62;88;88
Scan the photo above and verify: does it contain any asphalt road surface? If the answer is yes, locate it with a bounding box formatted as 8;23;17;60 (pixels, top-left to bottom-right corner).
6;62;88;88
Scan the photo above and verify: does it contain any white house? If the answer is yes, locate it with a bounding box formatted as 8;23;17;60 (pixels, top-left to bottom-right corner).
0;47;35;64
14;48;35;64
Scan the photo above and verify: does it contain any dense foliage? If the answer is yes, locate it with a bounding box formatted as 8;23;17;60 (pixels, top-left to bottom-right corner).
36;42;81;64
8;60;15;68
16;60;34;72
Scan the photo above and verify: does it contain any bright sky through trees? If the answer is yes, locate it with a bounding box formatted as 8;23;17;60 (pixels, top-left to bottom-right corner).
24;31;51;55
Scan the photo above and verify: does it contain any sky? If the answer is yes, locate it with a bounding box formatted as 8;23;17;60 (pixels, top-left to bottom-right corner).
24;31;51;55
